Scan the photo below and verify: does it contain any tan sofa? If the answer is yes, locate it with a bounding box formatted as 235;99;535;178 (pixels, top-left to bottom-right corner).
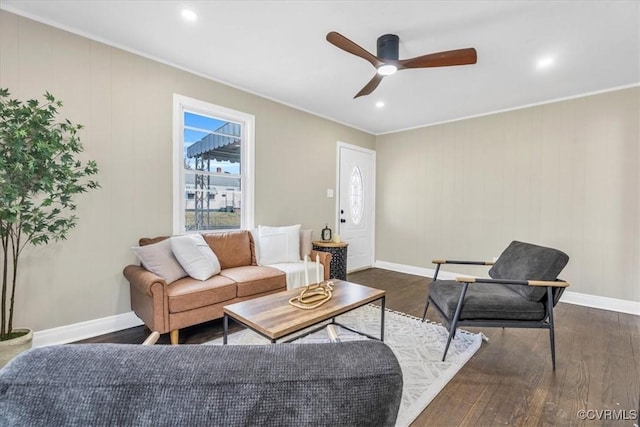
123;230;331;344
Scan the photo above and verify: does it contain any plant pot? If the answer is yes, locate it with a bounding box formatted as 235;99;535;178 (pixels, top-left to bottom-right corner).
0;328;33;368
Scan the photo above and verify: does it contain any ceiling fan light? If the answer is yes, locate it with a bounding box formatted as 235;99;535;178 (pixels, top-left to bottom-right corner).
377;64;397;76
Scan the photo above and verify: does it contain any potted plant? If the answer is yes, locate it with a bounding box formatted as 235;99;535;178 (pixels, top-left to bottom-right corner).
0;88;99;366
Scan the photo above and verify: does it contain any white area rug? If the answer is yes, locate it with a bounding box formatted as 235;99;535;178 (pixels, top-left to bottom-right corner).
207;304;481;427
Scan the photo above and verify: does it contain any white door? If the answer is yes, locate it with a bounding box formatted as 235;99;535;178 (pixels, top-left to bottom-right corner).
337;143;375;272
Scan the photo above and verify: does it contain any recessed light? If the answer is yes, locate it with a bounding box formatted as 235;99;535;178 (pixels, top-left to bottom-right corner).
376;101;385;108
536;56;555;70
181;8;198;22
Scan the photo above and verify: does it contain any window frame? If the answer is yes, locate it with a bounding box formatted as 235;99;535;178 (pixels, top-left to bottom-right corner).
172;94;255;234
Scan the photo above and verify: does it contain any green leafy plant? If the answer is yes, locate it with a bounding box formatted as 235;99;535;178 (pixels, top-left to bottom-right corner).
0;88;99;341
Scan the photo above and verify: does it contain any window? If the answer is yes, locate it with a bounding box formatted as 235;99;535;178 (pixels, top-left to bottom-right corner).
173;95;254;234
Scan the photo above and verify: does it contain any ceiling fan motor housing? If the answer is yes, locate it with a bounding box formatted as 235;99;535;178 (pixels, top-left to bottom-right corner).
377;34;399;60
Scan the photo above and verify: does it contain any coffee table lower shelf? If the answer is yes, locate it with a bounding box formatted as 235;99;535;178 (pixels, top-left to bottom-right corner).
222;280;386;344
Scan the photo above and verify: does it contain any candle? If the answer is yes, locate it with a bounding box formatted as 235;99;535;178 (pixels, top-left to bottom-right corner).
316;254;320;284
304;254;309;286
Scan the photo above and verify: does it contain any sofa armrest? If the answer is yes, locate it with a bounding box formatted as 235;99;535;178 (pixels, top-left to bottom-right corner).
123;265;167;296
310;250;332;280
123;265;170;333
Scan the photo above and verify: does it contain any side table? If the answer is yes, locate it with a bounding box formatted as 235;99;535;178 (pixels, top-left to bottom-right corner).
312;241;348;280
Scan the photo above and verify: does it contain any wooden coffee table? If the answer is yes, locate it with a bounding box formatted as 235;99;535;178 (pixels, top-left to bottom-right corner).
223;280;385;344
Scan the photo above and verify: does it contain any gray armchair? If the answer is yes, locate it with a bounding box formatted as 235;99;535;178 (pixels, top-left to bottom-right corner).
0;341;402;426
422;241;569;369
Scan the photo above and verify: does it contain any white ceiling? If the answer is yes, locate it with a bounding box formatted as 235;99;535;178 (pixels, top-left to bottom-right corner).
2;1;639;135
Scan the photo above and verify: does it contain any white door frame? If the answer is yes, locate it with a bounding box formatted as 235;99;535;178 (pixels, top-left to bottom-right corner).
336;141;376;271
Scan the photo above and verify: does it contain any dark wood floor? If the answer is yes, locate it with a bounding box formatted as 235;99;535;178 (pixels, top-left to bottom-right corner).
80;268;640;426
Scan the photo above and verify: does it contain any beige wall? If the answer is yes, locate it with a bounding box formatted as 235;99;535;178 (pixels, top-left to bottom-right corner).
376;87;640;302
0;11;374;331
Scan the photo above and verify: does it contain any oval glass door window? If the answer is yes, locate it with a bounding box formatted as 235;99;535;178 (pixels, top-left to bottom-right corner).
350;166;364;225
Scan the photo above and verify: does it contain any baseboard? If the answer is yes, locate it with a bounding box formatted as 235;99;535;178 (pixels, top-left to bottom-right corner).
374;260;460;281
560;291;640;315
375;260;640;316
33;312;144;348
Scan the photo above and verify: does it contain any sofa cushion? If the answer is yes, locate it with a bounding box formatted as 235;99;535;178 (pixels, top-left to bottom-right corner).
167;275;236;313
203;231;252;269
220;266;285;297
171;234;221;281
249;229;260;265
489;241;569;301
131;238;188;283
139;236;169;246
429;280;546;321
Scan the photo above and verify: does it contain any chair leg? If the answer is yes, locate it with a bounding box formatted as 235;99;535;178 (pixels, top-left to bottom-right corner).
170;329;179;345
547;287;557;370
422;264;441;322
442;329;456;361
442;283;469;362
549;328;556;370
421;299;430;322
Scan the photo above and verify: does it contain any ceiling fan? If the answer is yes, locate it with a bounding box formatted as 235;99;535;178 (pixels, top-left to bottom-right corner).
326;31;477;98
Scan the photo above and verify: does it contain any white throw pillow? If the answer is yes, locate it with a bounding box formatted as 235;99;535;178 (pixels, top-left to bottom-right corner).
170;234;221;281
257;224;301;265
132;239;188;283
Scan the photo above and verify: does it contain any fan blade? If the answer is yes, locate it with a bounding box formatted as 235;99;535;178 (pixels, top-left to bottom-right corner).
354;74;384;98
327;31;383;69
398;48;477;70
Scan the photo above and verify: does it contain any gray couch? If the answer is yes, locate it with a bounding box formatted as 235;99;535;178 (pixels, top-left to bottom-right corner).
0;341;403;426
